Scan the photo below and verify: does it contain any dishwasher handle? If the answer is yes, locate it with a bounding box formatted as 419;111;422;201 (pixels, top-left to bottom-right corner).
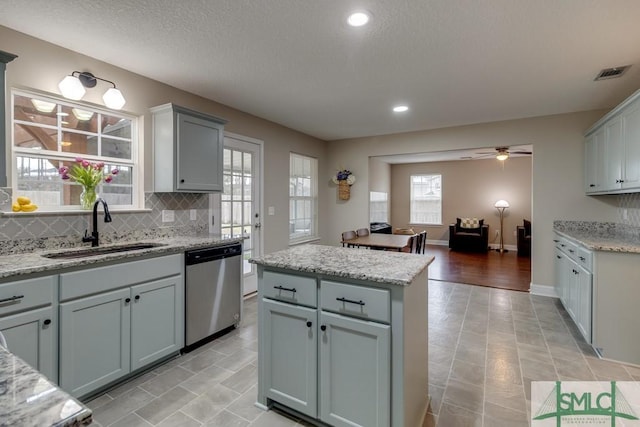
186;244;242;265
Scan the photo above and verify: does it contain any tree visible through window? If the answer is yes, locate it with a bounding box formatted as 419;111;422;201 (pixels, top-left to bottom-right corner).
410;174;442;224
11;91;137;210
289;153;317;242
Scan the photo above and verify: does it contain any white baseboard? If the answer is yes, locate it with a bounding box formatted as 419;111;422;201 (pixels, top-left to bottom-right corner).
428;239;517;252
530;283;558;298
426;239;448;246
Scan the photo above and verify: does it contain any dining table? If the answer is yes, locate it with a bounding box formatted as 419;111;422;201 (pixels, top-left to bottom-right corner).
342;233;413;251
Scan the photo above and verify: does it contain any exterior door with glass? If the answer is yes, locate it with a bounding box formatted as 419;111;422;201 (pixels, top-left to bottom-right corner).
215;134;262;295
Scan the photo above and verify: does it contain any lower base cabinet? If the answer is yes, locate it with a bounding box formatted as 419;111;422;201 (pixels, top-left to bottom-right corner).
319;311;390;427
59;255;184;399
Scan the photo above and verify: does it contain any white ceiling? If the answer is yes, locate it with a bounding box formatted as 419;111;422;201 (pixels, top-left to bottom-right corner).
1;1;640;141
374;144;533;164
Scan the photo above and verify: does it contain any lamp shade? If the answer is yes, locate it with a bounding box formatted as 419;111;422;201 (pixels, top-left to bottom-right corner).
102;87;126;110
494;199;510;208
58;75;86;100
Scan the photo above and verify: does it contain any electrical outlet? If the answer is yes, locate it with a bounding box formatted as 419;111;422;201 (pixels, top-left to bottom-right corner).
190;209;197;221
161;210;175;223
623;209;629;220
268;206;275;216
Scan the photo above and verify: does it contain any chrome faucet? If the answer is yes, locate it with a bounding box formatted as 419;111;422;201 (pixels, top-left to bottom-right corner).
82;198;112;247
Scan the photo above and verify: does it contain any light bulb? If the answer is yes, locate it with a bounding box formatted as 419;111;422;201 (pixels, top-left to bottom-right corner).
103;87;126;110
347;11;370;27
58;75;86;100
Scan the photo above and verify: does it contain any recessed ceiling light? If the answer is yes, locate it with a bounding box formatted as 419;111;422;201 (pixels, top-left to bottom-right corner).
393;105;409;113
347;11;370;27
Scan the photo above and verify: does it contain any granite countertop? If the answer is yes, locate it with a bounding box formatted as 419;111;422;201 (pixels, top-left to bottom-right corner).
0;235;242;281
0;346;91;426
553;221;640;253
250;244;434;286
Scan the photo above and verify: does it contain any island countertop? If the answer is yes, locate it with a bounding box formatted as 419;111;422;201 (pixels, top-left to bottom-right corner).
0;346;92;426
250;244;433;286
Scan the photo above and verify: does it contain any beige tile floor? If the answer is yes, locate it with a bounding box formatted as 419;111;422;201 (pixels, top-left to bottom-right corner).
86;280;640;427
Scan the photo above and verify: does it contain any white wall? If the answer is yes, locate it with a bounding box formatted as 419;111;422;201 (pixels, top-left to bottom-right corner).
326;111;619;288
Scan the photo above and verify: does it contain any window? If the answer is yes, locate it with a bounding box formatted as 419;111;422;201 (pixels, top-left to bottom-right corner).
410;174;442;225
369;191;388;223
11;91;138;210
289;153;317;242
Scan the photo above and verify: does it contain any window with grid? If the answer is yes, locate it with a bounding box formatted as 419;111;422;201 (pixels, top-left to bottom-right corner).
410;174;442;225
369;191;388;223
11;91;138;210
289;153;318;243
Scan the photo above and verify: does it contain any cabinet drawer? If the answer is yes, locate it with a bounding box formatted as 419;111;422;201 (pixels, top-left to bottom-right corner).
320;280;390;324
576;247;593;272
0;276;55;317
60;254;182;301
263;271;317;308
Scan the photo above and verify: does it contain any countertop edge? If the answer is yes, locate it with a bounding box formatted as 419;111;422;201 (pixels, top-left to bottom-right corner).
554;229;640;254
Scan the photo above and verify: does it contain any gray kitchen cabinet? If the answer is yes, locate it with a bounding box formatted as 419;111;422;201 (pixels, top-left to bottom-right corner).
58;254;184;398
319;311;390;427
151;103;227;192
59;288;131;397
553;234;592;344
258;266;427;427
0;275;56;381
263;298;317;417
130;276;184;371
585;89;640;194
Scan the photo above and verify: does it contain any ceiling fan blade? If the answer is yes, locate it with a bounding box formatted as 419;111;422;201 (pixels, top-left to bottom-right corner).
511;151;532;155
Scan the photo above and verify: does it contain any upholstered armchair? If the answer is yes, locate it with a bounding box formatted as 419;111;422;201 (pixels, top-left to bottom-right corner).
449;218;489;252
517;219;531;257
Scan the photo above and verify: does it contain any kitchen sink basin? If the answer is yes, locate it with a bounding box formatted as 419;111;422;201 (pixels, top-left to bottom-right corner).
43;243;167;259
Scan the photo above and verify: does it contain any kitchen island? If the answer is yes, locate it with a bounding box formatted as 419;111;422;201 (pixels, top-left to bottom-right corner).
251;245;433;427
0;345;92;426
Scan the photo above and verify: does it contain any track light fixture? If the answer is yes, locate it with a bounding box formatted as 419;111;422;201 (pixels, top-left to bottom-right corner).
58;71;126;110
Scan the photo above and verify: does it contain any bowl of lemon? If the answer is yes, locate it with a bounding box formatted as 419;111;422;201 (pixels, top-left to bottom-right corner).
12;196;38;212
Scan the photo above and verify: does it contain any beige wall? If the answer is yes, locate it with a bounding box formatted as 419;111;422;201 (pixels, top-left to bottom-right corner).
326;112;620;288
389;157;532;246
1;25;328;253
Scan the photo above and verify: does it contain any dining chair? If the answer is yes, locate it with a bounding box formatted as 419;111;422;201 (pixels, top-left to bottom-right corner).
341;230;357;247
415;231;427;254
356;228;370;237
400;235;416;253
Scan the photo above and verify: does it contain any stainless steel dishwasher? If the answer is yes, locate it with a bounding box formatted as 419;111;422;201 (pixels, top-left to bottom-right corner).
184;243;242;351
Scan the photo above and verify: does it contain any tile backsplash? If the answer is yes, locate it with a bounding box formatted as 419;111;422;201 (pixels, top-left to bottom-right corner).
0;188;210;255
618;192;640;228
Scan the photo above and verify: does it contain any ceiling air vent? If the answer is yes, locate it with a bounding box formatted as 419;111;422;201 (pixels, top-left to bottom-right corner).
594;65;631;81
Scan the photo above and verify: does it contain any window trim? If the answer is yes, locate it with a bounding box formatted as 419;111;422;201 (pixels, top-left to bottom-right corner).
10;89;142;211
289;152;318;244
409;173;442;225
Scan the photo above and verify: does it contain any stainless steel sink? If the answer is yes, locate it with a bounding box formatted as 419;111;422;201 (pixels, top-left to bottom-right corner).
43;243;167;259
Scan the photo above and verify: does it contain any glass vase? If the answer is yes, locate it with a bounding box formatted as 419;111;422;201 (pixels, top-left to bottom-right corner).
80;186;97;210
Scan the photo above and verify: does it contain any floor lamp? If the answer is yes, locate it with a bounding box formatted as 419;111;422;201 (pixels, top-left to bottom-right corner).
494;199;509;253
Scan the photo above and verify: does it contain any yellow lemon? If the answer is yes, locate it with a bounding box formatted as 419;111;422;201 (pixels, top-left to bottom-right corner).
20;203;38;212
12;203;21;212
17;196;31;205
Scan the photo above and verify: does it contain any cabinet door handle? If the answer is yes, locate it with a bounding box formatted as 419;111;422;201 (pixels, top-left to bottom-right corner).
274;285;296;293
125;298;131;303
579;256;586;261
306;321;312;328
589;184;596;187
556;255;561;259
180;179;185;183
568;249;575;253
620;179;625;183
336;297;365;306
553;239;559;243
134;295;140;301
320;325;326;331
0;295;24;304
43;319;51;326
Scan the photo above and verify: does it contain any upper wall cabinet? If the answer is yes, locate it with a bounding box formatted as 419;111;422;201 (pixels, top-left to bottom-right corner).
585;89;640;195
151;103;227;192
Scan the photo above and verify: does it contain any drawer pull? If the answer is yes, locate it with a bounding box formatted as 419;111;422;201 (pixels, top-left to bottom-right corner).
274;285;297;293
553;239;559;243
556;255;561;259
43;319;51;326
306;321;312;328
560;244;566;247
568;249;575;253
579;256;586;261
0;295;24;304
336;297;365;306
320;325;326;331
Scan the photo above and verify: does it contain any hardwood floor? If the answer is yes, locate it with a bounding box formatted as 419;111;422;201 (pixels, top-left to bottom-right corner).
423;244;531;292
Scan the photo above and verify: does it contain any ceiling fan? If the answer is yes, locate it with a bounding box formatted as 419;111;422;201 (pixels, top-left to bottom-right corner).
461;146;533;161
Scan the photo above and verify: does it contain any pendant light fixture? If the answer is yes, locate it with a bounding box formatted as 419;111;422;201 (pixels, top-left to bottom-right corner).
58;71;126;110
